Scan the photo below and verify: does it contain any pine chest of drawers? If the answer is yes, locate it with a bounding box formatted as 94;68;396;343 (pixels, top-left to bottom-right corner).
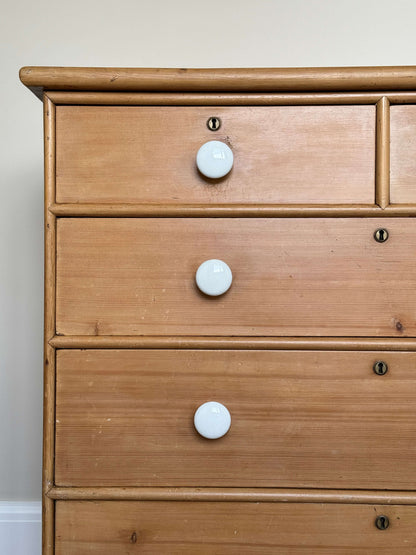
21;66;416;554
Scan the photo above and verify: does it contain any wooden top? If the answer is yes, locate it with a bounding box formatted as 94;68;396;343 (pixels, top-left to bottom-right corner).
20;66;416;100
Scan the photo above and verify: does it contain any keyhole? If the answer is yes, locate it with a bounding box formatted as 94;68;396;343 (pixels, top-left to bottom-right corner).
207;117;221;131
373;361;388;375
375;515;390;530
374;228;389;243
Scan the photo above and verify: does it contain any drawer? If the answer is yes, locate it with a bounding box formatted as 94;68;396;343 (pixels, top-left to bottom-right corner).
57;218;415;337
56;500;416;554
55;105;375;205
391;105;416;203
55;350;416;489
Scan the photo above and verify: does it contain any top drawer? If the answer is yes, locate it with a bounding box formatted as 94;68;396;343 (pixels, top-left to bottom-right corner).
55;105;375;205
391;105;416;203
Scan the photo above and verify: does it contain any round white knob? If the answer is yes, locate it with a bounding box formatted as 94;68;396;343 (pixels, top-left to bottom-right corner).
194;401;231;439
196;259;232;296
196;140;234;179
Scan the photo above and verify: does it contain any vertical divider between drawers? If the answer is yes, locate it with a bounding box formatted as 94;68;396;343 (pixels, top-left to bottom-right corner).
376;96;391;209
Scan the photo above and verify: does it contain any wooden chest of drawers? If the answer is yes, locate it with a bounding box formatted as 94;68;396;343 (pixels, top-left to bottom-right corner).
21;66;416;554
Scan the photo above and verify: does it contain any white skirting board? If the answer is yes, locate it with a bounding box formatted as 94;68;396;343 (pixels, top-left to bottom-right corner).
0;502;42;555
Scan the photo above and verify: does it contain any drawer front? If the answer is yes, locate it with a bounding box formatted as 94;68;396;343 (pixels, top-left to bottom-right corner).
55;500;416;554
57;218;415;337
391;105;416;203
55;105;375;204
55;350;416;488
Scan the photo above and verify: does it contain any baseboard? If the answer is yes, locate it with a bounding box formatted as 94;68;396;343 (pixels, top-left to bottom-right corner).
0;502;42;555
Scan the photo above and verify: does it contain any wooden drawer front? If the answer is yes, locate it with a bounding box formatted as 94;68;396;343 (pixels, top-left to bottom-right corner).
55;105;375;205
55;350;416;489
56;500;416;554
391;105;416;203
57;218;415;337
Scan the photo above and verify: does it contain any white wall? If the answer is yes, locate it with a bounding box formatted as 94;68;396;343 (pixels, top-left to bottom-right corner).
1;0;416;502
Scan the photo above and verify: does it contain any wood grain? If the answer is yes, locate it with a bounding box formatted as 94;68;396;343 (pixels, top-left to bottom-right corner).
49;202;416;217
49;335;416;350
55;349;416;489
42;94;55;555
43;90;416;105
56;217;416;337
48;486;416;505
376;97;390;208
50;203;381;217
55;500;416;554
55;105;375;205
391;105;416;203
19;65;416;99
45;91;392;105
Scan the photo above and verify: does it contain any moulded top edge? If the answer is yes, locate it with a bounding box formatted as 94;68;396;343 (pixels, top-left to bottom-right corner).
19;65;416;100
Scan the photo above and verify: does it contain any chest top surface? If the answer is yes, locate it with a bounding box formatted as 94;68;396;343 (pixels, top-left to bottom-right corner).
19;65;416;99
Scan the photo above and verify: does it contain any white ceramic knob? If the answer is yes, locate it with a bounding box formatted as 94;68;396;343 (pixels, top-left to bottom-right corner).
196;140;234;179
194;401;231;439
196;259;232;296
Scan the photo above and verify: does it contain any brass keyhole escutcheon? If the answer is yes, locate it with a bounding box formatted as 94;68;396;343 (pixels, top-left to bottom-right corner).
207;117;221;131
374;228;389;243
375;515;390;530
373;361;388;375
